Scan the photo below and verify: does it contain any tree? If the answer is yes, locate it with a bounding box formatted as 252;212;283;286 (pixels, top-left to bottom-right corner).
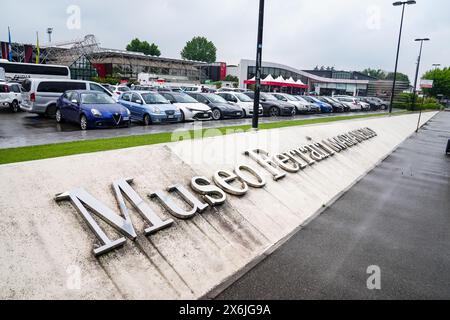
224;75;239;82
181;36;217;63
385;72;410;85
421;67;450;98
361;68;386;79
126;38;161;57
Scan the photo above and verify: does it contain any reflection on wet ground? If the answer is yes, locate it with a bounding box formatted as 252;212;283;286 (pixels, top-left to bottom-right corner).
0;108;398;149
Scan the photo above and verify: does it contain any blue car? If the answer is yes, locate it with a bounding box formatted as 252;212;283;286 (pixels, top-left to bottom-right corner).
56;90;131;130
118;91;182;125
303;96;333;113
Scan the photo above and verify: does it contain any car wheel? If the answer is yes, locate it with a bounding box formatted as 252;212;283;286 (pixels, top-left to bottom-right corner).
212;108;222;120
55;108;64;123
242;109;247;118
143;114;151;126
10;100;20;113
180;110;185;122
46;104;57;118
269;106;280;117
80;114;88;131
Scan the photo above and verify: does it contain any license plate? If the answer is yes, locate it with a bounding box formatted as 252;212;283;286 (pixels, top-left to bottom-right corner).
123;117;129;121
168;115;174;119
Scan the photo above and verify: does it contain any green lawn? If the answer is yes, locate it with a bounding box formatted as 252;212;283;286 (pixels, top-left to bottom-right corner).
0;111;411;165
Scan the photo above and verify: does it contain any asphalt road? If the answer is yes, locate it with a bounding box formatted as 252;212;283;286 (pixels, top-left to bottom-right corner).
0;108;395;149
217;111;450;300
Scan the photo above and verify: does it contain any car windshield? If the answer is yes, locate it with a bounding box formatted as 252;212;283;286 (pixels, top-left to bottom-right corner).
295;96;307;103
118;87;130;92
284;94;298;101
235;93;253;102
81;92;116;104
303;96;315;103
261;93;277;101
141;93;169;104
204;94;227;103
173;93;198;103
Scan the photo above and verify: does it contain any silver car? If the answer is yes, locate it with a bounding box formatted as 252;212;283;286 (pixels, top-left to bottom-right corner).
20;78;114;116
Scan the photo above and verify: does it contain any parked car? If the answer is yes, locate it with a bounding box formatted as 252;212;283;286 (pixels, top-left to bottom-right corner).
118;91;182;125
303;96;333;113
100;83;116;92
324;96;350;112
186;92;243;120
56;91;131;130
160;92;212;121
133;85;155;92
244;92;295;117
217;88;247;93
216;91;263;118
334;96;364;111
109;85;131;99
293;95;321;113
361;97;384;110
270;93;309;114
318;96;345;113
20;78;114;116
358;99;371;111
370;97;389;109
0;82;22;112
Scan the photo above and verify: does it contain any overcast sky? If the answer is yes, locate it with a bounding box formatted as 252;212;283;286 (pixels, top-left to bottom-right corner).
1;0;449;81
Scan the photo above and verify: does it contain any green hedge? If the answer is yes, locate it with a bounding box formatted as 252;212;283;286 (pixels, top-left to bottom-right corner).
393;93;443;110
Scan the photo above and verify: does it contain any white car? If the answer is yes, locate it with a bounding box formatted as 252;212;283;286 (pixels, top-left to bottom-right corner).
0;82;23;112
216;92;263;117
160;92;212;121
110;85;131;100
334;96;364;111
270;93;309;114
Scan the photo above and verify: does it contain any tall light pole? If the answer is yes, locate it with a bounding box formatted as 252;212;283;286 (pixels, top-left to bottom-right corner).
252;0;265;130
414;38;430;132
47;28;53;43
389;0;416;114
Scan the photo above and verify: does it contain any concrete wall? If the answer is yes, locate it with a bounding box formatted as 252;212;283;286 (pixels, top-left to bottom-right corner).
0;112;437;299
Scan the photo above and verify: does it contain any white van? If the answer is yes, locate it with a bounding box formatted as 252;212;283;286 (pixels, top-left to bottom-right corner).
20;78;113;116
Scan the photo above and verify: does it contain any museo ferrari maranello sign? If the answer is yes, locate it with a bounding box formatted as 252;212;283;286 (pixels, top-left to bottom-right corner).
55;127;377;257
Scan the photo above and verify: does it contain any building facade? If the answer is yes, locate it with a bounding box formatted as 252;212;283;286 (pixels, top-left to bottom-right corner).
230;59;409;98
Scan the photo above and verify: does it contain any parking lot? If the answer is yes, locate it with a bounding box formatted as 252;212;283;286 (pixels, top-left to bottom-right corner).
0;109;398;149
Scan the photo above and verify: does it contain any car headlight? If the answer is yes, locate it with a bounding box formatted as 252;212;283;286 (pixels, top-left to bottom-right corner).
152;107;161;114
91;109;102;117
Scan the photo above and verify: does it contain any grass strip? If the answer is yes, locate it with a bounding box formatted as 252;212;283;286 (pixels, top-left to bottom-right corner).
0;111;411;165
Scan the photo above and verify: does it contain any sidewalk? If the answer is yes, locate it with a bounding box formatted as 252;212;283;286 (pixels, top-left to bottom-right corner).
218;111;450;300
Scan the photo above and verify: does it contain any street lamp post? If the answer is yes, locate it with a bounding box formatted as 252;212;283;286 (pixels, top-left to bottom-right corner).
414;38;430;132
389;1;416;114
252;0;265;130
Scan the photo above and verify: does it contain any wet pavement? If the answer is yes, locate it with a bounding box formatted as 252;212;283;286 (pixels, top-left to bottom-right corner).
217;111;450;300
0;108;396;149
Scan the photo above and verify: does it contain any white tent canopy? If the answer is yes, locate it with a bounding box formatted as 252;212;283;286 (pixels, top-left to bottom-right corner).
274;76;286;83
262;74;276;82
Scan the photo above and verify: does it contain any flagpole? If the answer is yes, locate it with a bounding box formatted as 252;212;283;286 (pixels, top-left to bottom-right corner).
8;26;13;62
36;31;40;64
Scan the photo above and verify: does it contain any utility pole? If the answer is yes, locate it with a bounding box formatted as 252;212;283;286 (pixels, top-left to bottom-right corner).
413;38;430;132
252;0;265;130
389;1;416;113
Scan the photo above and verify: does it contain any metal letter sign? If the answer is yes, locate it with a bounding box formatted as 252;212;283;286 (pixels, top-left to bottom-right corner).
55;178;173;256
55;127;377;257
